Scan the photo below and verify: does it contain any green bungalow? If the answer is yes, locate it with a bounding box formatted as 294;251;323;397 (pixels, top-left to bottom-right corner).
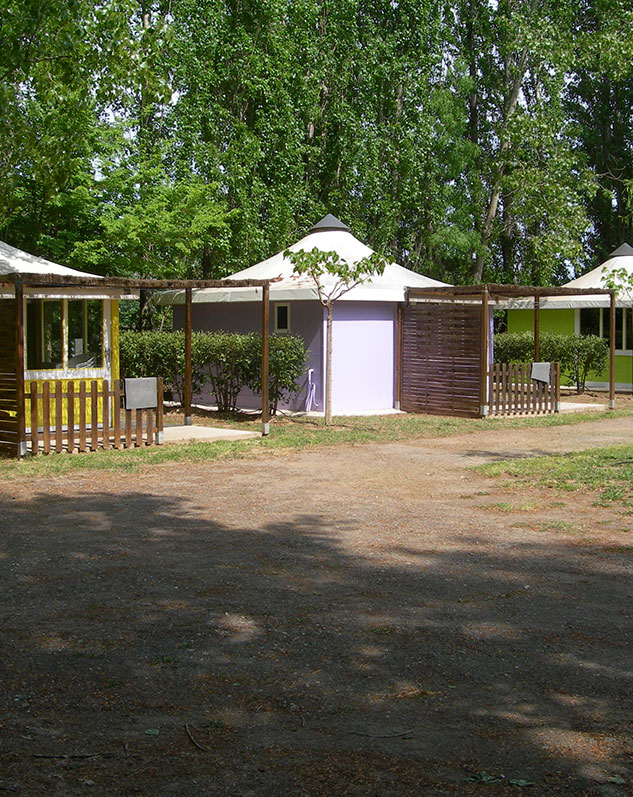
507;244;633;392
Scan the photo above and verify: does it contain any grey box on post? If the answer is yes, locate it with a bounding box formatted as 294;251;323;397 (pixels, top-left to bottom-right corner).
124;377;158;410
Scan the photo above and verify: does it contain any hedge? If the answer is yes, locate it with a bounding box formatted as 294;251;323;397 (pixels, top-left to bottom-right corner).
119;330;307;412
494;331;609;392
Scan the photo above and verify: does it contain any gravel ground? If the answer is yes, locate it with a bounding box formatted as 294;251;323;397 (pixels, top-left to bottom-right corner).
1;416;633;795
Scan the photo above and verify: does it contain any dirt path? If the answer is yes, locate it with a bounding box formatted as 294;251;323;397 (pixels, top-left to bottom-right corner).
1;417;632;795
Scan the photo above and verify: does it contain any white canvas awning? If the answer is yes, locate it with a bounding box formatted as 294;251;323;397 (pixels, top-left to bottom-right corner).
157;215;449;306
0;240;134;299
505;243;633;310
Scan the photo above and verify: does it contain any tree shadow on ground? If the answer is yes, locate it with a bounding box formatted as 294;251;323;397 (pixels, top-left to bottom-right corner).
0;490;631;795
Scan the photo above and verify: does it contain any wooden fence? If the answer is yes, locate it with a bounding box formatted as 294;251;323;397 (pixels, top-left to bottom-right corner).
26;378;164;455
489;362;560;416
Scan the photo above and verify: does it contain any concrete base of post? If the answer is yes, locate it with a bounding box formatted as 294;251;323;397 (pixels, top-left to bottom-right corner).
261;422;270;436
184;415;193;426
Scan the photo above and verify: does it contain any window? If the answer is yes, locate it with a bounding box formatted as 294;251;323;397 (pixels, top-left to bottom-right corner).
25;298;105;372
579;307;629;350
274;303;290;333
26;299;63;370
67;299;103;368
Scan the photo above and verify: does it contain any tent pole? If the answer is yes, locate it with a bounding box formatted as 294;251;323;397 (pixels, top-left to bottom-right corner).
480;287;489;417
609;291;616;409
261;284;270;435
533;295;540;362
184;288;192;425
15;280;26;457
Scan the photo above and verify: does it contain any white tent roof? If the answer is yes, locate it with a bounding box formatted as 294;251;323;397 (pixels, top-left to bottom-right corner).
0;239;102;279
0;240;134;299
158;215;449;305
506;243;633;310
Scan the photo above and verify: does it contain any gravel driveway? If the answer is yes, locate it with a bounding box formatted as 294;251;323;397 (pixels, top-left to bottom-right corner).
1;416;632;795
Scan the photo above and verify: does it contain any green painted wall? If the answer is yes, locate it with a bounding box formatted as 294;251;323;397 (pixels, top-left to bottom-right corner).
507;308;575;335
506;308;632;386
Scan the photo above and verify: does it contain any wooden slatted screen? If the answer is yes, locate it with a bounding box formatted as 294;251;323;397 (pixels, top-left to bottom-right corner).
0;298;20;456
401;301;482;418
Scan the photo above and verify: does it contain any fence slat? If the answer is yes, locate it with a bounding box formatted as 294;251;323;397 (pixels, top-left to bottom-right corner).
67;382;75;453
113;380;121;449
125;409;132;449
42;382;50;454
102;379;110;450
30;381;38;454
79;382;87;452
91;381;98;451
146;405;153;444
135;409;143;447
55;382;63;453
156;378;164;443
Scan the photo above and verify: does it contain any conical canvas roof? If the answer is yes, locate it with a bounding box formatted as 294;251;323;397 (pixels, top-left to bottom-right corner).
162;216;449;305
0;239;101;279
505;243;633;310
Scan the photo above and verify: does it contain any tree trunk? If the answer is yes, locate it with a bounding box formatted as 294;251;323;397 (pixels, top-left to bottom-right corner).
325;302;333;425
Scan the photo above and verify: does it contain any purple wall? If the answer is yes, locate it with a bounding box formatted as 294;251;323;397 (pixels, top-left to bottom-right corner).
329;302;396;414
174;300;324;411
175;299;398;414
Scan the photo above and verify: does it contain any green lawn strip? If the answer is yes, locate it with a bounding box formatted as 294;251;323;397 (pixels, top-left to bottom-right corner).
480;444;633;506
0;408;630;480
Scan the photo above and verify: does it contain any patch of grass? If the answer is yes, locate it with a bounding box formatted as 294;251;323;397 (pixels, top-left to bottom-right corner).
480;444;633;506
0;408;630;480
536;520;578;534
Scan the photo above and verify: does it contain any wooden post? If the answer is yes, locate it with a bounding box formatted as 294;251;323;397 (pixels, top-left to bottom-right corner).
261;284;270;435
156;377;164;444
30;381;38;455
184;287;193;425
534;295;540;362
14;280;26;457
609;290;616;409
395;304;402;410
480;287;489;417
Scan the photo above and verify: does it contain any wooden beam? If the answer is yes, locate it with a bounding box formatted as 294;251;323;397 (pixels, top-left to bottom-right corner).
0;273;274;290
609;291;616;409
480;287;489;417
406;283;614;300
534;295;540;361
184;287;192;425
14;280;26;457
261;284;270;436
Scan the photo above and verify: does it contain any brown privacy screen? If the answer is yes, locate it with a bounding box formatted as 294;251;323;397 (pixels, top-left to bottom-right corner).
0;298;20;455
400;301;482;418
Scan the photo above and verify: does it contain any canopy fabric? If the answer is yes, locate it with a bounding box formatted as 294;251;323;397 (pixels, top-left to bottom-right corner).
0;240;102;279
505;244;633;310
157;218;449;305
0;240;135;299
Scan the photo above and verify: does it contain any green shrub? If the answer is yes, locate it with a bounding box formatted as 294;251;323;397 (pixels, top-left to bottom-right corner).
494;331;609;392
119;330;205;400
196;331;258;412
246;334;309;415
119;330;308;413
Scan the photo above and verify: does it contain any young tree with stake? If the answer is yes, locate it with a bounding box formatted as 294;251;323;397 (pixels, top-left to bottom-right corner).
285;247;387;424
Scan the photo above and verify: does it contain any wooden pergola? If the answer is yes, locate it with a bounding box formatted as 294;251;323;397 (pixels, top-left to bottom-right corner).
0;273;274;457
402;283;618;417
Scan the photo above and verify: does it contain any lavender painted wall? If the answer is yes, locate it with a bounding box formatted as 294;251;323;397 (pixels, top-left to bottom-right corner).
329;302;396;414
174;300;324;411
